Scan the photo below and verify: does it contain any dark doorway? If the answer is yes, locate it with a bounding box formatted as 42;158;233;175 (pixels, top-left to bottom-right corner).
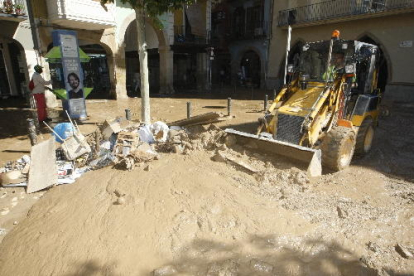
80;44;111;99
8;41;26;96
240;50;261;88
125;49;160;97
0;49;10;96
173;52;197;90
0;40;25;97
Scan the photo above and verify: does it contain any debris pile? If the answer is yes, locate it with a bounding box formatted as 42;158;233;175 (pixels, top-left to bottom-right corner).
0;156;30;187
0;113;231;193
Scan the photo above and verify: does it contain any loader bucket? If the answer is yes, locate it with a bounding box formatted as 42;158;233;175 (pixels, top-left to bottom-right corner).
225;129;322;177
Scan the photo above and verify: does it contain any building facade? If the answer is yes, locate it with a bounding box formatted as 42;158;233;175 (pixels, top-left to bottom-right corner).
0;0;212;99
267;0;414;101
211;0;273;89
0;0;32;97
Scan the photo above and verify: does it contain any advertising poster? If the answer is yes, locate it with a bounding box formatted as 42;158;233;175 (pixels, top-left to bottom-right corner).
52;30;87;120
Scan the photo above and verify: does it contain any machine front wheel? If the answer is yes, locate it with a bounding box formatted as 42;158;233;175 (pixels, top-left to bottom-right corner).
355;117;374;157
322;126;356;171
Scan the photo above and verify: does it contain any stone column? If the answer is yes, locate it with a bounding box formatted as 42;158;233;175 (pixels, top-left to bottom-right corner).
158;46;174;94
113;45;128;99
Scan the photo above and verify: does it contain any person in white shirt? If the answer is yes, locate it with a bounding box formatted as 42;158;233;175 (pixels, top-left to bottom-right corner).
31;65;51;122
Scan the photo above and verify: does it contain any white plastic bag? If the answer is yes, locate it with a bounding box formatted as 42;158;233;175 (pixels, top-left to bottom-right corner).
138;125;155;144
150;121;169;142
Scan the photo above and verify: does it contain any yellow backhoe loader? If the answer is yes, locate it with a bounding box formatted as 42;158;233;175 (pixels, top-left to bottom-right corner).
226;30;381;176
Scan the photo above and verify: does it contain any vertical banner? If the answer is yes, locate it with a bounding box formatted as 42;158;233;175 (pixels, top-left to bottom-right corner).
52;30;87;120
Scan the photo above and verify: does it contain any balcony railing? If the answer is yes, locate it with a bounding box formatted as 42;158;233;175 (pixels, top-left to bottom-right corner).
278;0;414;27
230;21;270;40
0;0;28;22
174;25;210;45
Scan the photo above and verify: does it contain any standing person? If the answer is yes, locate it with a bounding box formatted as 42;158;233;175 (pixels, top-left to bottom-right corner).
323;52;345;81
31;65;51;122
67;72;84;99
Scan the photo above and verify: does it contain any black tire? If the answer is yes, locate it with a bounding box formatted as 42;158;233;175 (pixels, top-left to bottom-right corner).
321;126;356;171
355;117;374;157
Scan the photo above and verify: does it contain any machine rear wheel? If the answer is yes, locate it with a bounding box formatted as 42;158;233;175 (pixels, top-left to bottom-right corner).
355;117;374;157
322;126;356;171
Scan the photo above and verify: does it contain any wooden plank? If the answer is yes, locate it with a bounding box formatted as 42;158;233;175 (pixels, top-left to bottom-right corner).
168;112;222;127
27;138;57;193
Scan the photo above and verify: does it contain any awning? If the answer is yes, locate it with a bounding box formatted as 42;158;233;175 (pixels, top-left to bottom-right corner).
45;46;91;63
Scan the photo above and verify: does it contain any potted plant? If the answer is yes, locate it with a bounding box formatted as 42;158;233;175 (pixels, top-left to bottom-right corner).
15;4;24;15
3;0;13;14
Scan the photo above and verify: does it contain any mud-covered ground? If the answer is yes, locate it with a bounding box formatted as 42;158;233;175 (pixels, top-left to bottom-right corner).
0;91;413;276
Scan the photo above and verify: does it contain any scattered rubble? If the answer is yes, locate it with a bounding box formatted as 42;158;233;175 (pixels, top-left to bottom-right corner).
1;108;413;275
395;244;414;259
0;111;233;194
168;112;229;127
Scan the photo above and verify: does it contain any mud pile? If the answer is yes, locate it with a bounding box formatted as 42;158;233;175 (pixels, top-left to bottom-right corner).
0;121;413;275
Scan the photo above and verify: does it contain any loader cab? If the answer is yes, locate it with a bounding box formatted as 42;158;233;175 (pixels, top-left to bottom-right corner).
295;40;379;111
297;40;356;84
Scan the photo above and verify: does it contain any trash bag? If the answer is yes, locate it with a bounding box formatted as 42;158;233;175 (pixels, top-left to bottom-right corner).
138;125;155;144
150;121;169;142
53;123;75;143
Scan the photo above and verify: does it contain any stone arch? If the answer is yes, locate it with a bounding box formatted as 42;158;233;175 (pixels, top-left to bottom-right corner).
10;38;30;85
356;32;391;93
117;12;169;49
234;46;265;88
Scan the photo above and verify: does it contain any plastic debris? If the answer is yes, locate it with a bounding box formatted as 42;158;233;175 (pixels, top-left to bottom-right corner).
53;123;75;143
138;125;155;144
150;121;169;142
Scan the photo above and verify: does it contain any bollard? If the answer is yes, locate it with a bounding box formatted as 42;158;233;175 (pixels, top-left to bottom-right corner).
125;109;131;120
264;94;268;111
27;118;37;146
187;102;191;119
227;98;232;116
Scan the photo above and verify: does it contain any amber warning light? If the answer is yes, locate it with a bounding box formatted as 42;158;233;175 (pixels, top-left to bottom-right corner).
332;30;340;39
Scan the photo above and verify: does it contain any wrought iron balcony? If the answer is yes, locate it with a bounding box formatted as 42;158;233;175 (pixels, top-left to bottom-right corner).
278;0;414;27
174;25;210;45
0;0;28;22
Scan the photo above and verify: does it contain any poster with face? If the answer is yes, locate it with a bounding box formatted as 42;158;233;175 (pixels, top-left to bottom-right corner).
53;30;87;119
